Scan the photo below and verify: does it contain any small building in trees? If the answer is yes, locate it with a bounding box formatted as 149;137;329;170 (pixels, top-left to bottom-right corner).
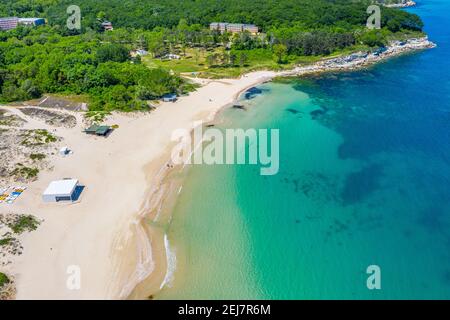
210;22;259;34
162;53;181;60
18;18;45;27
0;17;45;31
101;21;114;31
130;49;149;57
0;17;18;30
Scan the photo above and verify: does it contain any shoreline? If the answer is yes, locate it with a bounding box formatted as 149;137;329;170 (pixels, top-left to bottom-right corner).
385;1;416;8
0;71;282;299
0;37;435;299
124;37;436;299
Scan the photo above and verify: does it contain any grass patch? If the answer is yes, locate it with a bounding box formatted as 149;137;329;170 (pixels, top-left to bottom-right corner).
45;93;91;104
30;153;46;161
10;164;39;180
386;30;426;42
6;215;40;234
143;46;375;79
0;272;10;288
85;111;111;124
144;47;301;78
0;237;14;246
143;47;213;73
0;119;13;126
20;129;57;146
0;109;23;127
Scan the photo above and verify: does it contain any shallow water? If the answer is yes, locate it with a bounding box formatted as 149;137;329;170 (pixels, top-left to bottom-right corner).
158;0;450;299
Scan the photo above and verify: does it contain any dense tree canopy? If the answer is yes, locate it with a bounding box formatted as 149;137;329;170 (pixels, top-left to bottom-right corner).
0;0;426;110
0;27;186;110
0;0;424;33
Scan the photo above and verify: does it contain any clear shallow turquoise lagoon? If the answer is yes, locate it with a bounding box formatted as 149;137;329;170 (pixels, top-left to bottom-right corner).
159;0;450;299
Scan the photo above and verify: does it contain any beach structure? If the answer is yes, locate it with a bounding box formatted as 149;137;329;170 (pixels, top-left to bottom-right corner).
42;179;79;202
0;186;26;204
210;22;259;34
59;146;71;156
0;17;45;30
84;125;112;136
162;93;177;102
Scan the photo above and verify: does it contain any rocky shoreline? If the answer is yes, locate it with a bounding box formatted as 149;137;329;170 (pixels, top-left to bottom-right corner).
279;37;436;78
385;1;416;9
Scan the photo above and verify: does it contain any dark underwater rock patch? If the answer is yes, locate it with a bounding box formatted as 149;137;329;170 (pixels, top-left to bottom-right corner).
310;107;329;120
244;87;263;100
286;108;303;115
341;164;384;206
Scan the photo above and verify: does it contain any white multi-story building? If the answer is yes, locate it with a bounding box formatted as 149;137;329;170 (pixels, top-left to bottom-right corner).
210;22;259;34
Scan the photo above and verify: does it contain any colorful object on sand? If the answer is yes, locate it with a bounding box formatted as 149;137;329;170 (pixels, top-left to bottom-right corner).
0;186;26;204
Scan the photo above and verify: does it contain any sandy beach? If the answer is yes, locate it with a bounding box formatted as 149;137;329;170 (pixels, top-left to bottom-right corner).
0;37;435;299
0;71;280;299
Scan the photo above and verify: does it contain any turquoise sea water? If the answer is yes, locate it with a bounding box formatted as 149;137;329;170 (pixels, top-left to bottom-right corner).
159;0;450;299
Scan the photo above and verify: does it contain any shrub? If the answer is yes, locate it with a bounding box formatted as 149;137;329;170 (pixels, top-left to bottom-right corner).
10;165;39;180
0;273;10;288
30;153;46;161
7;215;40;234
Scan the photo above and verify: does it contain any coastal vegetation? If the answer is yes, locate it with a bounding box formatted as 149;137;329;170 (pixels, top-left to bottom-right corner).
85;110;112;123
0;272;13;300
29;153;46;161
0;214;40;299
0;30;186;111
0;109;25;126
6;214;41;234
0;124;60;184
0;0;426;110
10;164;39;180
20;129;57;146
0;214;41;251
0;272;10;288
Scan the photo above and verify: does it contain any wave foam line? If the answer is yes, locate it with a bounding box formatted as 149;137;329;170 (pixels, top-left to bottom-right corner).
160;233;177;290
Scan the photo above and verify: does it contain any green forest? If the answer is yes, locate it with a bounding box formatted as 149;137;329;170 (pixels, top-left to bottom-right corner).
0;0;425;111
